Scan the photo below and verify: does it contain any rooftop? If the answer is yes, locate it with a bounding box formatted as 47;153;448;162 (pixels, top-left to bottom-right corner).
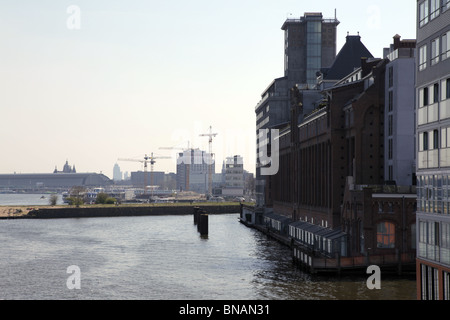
323;34;374;81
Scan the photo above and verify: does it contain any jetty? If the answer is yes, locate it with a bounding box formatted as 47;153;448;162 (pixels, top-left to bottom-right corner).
0;203;241;219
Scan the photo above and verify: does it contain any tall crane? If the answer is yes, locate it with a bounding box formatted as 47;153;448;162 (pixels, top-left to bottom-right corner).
159;142;191;191
199;126;218;196
118;153;170;197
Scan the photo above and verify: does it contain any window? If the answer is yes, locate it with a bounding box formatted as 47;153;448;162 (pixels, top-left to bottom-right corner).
377;222;395;248
388;138;393;159
388;67;393;88
442;31;450;60
388;91;393;111
431;37;440;65
419;1;429;27
434;83;439;103
424;87;429;106
421;265;440;300
388;115;393;136
419;45;427;70
424;131;429;150
447;79;450;99
388;202;394;213
444;272;450;301
434;130;439;149
442;127;448;148
444;0;450;12
431;0;440;20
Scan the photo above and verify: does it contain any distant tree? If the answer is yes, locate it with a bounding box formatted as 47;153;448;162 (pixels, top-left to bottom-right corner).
68;186;86;207
67;197;84;207
105;197;116;205
49;194;58;206
95;193;109;204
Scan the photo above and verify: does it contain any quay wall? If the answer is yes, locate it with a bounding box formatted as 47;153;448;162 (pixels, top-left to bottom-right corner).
12;205;241;219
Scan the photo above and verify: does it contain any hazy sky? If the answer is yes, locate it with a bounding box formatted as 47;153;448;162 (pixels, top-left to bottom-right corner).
0;0;416;178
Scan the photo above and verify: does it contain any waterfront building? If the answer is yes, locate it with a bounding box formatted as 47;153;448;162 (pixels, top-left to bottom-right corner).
268;34;380;228
260;33;418;273
415;0;450;300
255;12;339;207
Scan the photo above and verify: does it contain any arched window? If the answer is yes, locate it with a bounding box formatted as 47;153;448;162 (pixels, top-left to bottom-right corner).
377;222;395;248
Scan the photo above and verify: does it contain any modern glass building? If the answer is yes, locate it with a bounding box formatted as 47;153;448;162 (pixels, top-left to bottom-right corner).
416;0;450;300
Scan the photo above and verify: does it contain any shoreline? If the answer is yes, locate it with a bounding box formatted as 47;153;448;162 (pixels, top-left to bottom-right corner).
0;203;243;219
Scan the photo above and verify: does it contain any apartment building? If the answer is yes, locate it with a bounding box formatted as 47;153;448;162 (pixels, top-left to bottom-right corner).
416;0;450;300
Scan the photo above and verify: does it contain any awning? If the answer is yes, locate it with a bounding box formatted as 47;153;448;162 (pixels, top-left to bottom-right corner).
290;221;346;240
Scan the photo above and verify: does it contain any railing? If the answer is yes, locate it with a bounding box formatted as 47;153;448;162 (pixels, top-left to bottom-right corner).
311;252;416;270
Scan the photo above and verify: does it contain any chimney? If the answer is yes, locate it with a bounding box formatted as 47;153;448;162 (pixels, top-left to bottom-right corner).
393;34;401;50
361;57;370;77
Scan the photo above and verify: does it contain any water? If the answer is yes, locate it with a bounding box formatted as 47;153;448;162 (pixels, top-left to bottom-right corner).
0;193;65;206
0;212;416;300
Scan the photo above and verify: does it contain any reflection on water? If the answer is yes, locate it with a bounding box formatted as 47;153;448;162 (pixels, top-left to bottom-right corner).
0;214;416;300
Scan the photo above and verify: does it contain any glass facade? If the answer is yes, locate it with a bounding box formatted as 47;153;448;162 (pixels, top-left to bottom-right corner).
418;219;450;264
416;174;450;214
306;20;322;85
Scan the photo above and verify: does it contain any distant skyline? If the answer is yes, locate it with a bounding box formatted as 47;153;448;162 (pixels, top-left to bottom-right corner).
0;1;416;179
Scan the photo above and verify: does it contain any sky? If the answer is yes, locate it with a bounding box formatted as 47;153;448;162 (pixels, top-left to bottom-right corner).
0;0;417;179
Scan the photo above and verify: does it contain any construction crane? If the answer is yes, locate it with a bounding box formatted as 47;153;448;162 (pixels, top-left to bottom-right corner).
199;126;218;196
159;142;192;191
118;153;170;197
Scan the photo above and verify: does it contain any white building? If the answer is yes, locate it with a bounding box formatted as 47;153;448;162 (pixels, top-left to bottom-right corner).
222;155;244;197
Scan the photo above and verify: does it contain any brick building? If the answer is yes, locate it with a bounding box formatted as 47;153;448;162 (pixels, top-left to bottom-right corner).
264;36;417;271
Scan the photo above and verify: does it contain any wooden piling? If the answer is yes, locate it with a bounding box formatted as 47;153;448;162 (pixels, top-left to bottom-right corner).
193;206;200;225
199;214;208;236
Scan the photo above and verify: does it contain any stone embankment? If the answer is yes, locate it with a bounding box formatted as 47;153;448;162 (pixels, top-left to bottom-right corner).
0;204;242;219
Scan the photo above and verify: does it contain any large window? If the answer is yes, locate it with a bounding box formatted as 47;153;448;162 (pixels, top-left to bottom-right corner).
443;0;450;12
421;264;440;300
419;1;429;27
306;21;321;85
420;45;427;71
430;0;440;20
377;222;395;248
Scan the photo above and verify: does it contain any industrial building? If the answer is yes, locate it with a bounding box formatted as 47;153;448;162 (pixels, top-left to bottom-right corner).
252;11;418;273
255;12;340;207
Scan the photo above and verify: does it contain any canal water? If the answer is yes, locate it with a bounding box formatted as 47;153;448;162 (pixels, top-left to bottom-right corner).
0;211;416;300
